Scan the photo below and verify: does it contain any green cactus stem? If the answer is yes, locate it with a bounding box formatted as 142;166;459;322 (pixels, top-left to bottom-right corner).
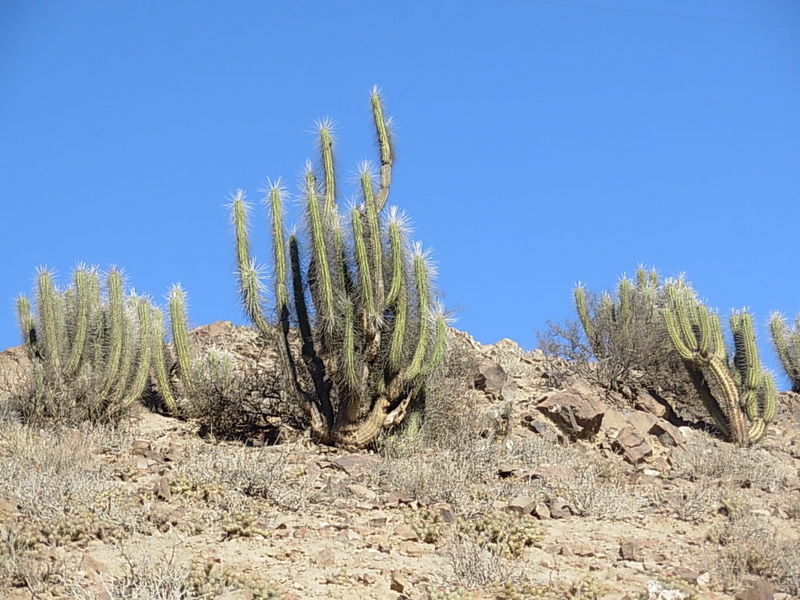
769;312;800;393
663;282;776;445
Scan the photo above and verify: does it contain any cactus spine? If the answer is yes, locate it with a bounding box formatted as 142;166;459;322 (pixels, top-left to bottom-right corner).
768;312;800;393
663;282;776;445
17;267;166;423
232;89;447;447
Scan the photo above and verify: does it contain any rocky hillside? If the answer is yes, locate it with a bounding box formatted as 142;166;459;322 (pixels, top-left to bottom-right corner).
0;323;798;600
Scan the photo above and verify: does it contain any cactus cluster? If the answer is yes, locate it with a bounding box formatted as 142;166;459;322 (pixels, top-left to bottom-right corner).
232;88;447;447
662;281;776;446
15;266;175;423
768;312;800;393
574;265;661;361
571;265;681;390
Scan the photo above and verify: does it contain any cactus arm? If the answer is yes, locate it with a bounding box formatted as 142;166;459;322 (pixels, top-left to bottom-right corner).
168;285;193;393
150;306;177;414
64;267;93;375
406;246;431;380
758;372;777;424
386;209;406;305
318;124;348;295
423;311;448;376
731;312;761;389
370;87;394;211
266;188;309;407
666;284;699;352
360;166;385;310
706;354;748;446
36;269;62;372
635;266;647;290
16;295;36;351
617;277;634;328
574;284;599;355
710;313;726;361
342;300;359;390
304;167;337;327
120;298;153;411
769;312;800;389
351;207;376;321
231;191;271;336
664;308;693;361
269;184;289;313
99;269;125;396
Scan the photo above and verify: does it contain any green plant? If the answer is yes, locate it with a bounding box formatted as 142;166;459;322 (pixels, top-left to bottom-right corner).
768;311;800;393
565;266;688;394
574;265;660;361
663;281;776;445
14;266;172;423
231;88;447;447
165;286;292;439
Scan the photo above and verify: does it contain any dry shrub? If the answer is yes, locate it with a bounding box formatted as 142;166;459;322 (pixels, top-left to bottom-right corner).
420;329;487;449
371;439;499;515
171;441;308;511
505;437;644;520
712;509;800;595
68;547;282;600
447;536;510;589
182;348;300;443
537;312;694;407
671;442;787;492
0;423;148;555
669;480;722;523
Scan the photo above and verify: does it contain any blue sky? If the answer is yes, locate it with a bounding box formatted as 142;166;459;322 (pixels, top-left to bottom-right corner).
2;1;799;387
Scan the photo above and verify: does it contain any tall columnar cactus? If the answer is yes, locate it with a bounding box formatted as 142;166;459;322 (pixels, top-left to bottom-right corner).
663;282;776;445
232;88;447;447
15;266;171;422
768;312;800;393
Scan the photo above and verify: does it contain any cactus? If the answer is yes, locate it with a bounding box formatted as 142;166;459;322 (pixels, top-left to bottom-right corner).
15;266;167;423
572;265;671;388
663;282;776;445
574;265;660;360
768;312;800;393
232;88;447;447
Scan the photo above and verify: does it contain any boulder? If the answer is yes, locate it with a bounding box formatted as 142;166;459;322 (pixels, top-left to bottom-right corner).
536;391;605;440
612;426;653;464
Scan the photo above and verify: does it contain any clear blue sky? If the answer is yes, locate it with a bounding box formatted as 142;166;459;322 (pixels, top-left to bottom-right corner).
2;1;799;387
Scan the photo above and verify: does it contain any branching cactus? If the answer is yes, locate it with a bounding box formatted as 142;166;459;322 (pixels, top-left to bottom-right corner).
574;265;660;360
232;88;447;447
768;312;800;393
663;282;776;445
15;266;171;423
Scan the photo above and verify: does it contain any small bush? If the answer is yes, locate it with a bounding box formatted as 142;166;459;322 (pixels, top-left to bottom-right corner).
539;268;693;403
181;346;299;442
711;509;800;595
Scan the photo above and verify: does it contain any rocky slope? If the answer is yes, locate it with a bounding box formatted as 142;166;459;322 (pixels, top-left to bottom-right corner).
0;323;798;600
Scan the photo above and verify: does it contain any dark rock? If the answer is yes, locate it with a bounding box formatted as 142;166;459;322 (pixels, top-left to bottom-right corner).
612;426;653;464
536;391;605;440
475;359;508;397
548;497;572;519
